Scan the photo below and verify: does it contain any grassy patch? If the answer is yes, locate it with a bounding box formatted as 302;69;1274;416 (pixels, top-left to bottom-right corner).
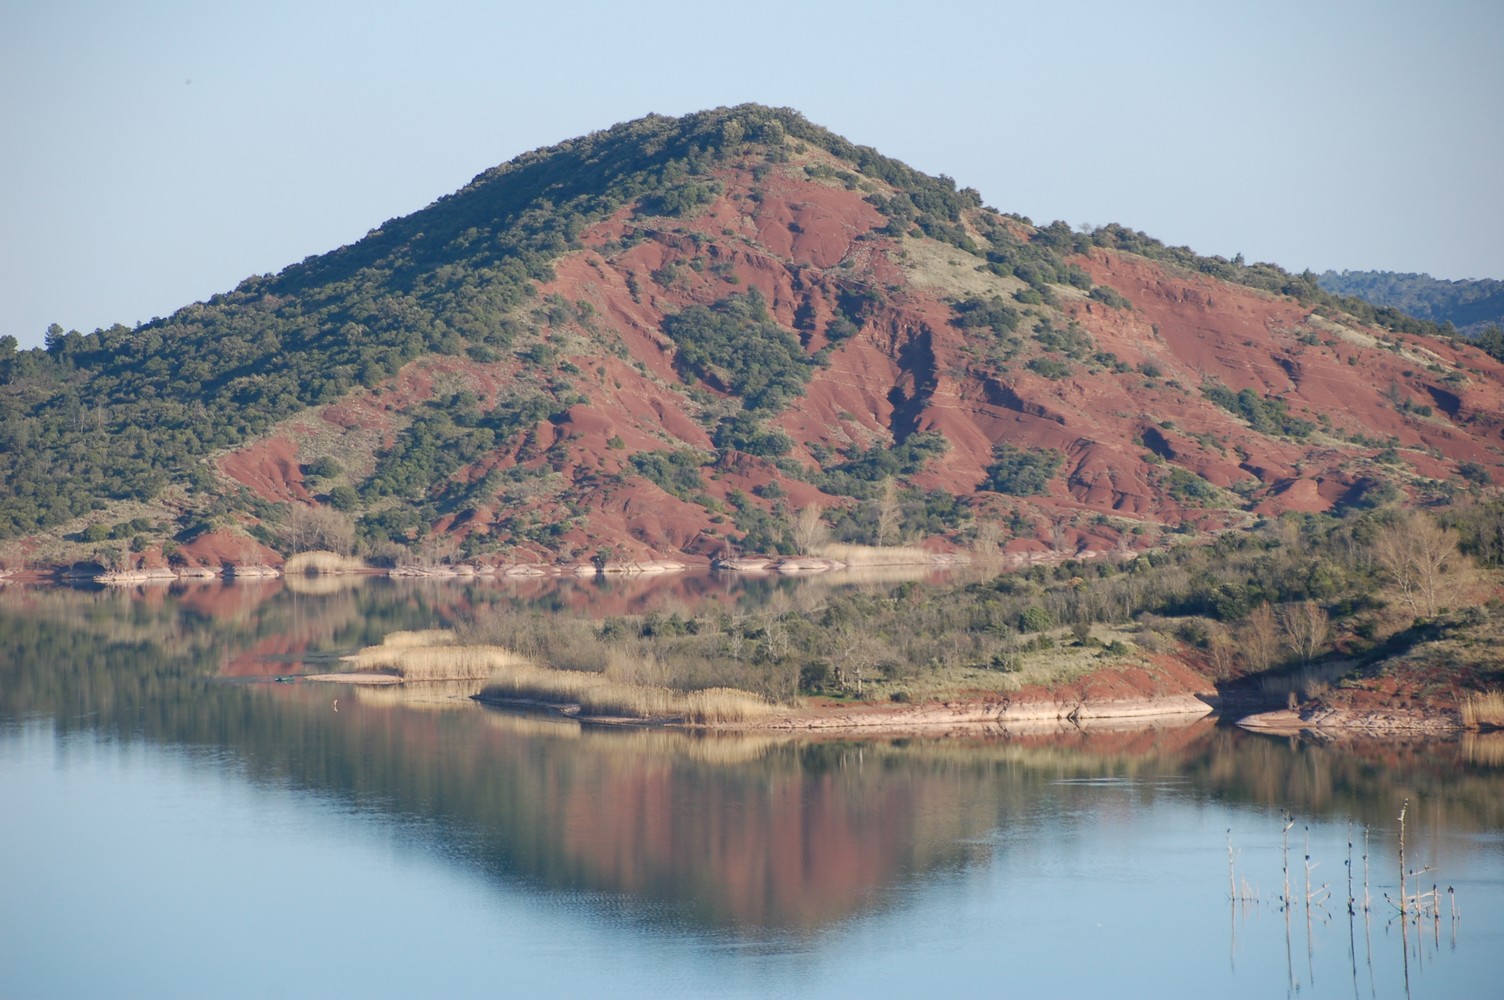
1461;691;1504;730
284;550;367;575
479;659;774;724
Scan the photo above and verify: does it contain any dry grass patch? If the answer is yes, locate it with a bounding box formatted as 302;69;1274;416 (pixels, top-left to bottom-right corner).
284;550;367;575
1461;691;1504;730
381;629;457;649
897;235;1019;298
342;632;523;681
479;658;774;724
815;542;937;567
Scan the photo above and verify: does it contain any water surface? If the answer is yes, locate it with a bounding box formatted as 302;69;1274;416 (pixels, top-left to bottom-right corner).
2;578;1499;998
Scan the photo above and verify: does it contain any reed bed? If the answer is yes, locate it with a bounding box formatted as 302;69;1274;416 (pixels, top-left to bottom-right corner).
390;645;528;681
578;682;679;720
381;629;457;649
343;635;523;681
815;542;935;567
284;550;367;575
680;687;777;724
481;658;612;702
1460;690;1504;730
478;658;773;724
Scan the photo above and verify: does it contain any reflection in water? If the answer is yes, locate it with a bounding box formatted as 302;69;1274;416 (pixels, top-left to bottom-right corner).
1;581;1501;996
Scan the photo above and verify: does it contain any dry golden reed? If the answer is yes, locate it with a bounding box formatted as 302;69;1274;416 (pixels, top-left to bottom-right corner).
343;634;523;681
478;657;773;724
284;550;367;575
815;542;935;567
1460;690;1504;730
381;629;456;649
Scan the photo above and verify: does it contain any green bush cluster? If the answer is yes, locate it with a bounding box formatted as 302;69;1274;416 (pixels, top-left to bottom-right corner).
981;444;1064;495
951;296;1021;337
812;431;948;499
630;450;710;500
661;289;811;413
1202;384;1314;438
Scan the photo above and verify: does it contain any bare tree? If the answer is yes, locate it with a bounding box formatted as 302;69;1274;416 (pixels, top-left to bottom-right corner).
1373;511;1464;617
1242;603;1281;672
1280;600;1330;664
791;503;827;555
1207;624;1239;680
829;623;881;696
972;519;1007;558
283;505;356;555
875;477;902;547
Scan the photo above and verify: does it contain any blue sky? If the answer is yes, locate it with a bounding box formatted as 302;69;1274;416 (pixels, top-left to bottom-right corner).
3;0;1500;350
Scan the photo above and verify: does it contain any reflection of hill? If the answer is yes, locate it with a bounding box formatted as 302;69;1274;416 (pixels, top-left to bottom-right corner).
3;586;1501;934
216;686;1232;932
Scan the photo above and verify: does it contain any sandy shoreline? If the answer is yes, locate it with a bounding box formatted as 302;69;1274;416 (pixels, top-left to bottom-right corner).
1235;706;1462;738
299;670;1475;737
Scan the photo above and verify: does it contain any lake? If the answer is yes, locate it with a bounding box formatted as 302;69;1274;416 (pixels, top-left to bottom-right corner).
2;575;1500;999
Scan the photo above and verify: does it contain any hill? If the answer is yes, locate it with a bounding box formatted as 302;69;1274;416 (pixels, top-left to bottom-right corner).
3;104;1504;574
1317;270;1504;338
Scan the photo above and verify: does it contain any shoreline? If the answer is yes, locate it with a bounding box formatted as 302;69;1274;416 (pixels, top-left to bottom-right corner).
293;671;1474;737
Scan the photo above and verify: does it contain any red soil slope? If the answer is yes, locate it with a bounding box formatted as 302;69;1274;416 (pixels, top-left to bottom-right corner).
210;150;1504;564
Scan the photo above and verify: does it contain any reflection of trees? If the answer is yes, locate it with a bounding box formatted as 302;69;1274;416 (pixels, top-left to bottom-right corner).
3;585;1501;934
1180;729;1504;843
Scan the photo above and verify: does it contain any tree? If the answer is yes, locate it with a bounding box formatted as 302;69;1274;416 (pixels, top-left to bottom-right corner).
282;505;355;555
1242;603;1280;672
1206;624;1238;679
875;477;902;547
1373;511;1465;617
791;503;827;555
972;519;1007;557
1279;600;1329;664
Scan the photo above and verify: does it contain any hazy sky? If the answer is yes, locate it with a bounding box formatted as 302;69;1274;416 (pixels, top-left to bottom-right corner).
3;0;1500;350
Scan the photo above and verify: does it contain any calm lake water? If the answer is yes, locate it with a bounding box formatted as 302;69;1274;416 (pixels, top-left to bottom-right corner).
2;576;1501;999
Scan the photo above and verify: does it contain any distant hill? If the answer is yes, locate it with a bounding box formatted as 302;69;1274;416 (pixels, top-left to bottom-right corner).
1318;270;1504;336
3;104;1504;573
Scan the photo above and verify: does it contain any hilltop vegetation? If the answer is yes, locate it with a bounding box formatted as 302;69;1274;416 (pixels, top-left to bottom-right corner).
1319;269;1504;338
2;104;1503;577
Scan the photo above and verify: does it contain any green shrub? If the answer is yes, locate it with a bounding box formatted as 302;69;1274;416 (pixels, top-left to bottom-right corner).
951;296;1021;336
982;444;1063;495
1019;606;1055;633
1089;285;1131;309
1202;383;1314;438
1027;357;1071;380
661;290;811;412
631;450;709;499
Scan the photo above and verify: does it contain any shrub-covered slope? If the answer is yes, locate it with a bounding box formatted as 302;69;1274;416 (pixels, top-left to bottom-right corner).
1318;269;1504;338
3;105;1503;571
